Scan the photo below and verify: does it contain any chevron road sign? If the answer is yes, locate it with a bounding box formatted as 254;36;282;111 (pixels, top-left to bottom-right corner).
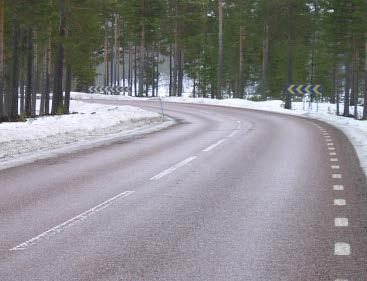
88;86;129;95
287;84;322;97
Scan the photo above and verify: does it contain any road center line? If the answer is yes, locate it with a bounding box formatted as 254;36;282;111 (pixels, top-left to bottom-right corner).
150;156;197;180
335;218;349;227
202;139;226;152
334;199;346;206
228;131;238;138
333;185;344;191
10;190;135;251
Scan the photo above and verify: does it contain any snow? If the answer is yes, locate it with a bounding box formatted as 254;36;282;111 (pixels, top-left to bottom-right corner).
72;92;367;178
0;99;174;170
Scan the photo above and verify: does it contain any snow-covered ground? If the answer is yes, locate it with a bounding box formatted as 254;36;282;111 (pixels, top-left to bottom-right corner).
0;99;174;170
73;92;367;178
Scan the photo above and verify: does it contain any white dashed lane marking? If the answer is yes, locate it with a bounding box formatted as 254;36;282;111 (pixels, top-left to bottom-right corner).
202;139;226;152
334;199;346;206
333;185;344;191
330;158;339;162
332;174;342;179
332;165;340;169
330;152;337;156
335;218;349;227
150;156;198;180
334;243;351;256
10;190;135;251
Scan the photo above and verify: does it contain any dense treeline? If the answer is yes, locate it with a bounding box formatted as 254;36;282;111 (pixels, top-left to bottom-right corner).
1;0;367;122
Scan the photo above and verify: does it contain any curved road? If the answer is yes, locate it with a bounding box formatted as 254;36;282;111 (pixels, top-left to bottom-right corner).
1;100;367;280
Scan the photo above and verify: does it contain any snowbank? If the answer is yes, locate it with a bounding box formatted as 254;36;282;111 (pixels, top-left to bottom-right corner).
0;100;174;170
72;92;367;177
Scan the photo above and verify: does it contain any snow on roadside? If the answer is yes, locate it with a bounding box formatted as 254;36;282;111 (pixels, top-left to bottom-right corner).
72;92;367;178
0;100;174;170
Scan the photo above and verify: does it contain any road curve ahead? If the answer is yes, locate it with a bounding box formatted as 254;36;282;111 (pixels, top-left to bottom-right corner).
1;100;367;281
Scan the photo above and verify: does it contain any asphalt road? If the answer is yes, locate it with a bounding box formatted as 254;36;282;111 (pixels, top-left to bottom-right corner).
1;100;367;281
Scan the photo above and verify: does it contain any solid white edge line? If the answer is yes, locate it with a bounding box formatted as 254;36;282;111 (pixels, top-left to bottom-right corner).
334;243;351;256
332;173;342;178
10;190;135;251
150;156;197;180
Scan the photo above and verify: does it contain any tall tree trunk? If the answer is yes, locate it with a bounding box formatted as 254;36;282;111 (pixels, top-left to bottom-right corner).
178;50;183;97
156;51;159;96
20;71;25;114
238;25;245;99
330;64;337;104
217;0;224;100
64;64;71;114
343;63;351;116
31;31;38;117
52;0;66;114
134;44;137;96
43;29;51;115
363;36;367;120
25;27;33;117
114;14;120;89
128;42;132;96
138;20;145;97
262;21;269;100
9;21;20;121
169;43;173;97
336;63;340;116
285;5;294;109
352;38;359;118
104;30;108;91
0;0;4;120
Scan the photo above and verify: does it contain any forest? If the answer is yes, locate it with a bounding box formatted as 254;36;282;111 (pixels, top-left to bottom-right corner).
0;0;367;122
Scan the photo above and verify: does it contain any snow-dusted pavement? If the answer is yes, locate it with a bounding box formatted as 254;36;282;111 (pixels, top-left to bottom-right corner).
0;100;174;170
73;92;367;177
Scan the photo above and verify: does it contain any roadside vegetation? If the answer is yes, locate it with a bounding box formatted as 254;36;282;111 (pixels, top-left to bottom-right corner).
0;0;367;122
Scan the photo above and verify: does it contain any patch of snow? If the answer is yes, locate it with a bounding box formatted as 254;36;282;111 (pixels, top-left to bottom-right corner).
0;99;174;170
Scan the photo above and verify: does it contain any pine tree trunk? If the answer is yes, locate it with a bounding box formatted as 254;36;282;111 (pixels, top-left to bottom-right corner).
363;36;367;120
52;0;65;114
138;21;145;97
9;21;20;121
25;27;33;117
134;44;137;96
178;50;183;97
43;30;51;115
114;15;119;89
31;31;38;117
262;21;269;100
343;64;351;116
217;0;224;100
64;64;71;114
0;0;4;120
238;25;245;99
169;43;173;97
128;42;132;96
285;5;294;109
330;64;336;104
104;31;108;92
352;42;359;118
